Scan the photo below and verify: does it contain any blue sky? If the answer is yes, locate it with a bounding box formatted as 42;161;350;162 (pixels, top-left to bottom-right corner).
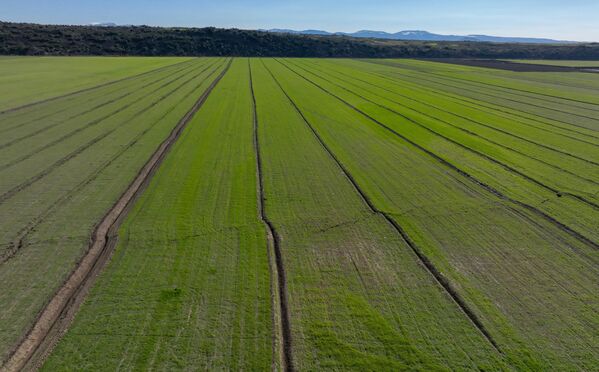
3;0;598;41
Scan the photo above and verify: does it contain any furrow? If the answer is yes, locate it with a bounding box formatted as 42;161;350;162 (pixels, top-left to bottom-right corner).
280;60;599;212
262;59;504;355
0;59;225;205
358;60;599;141
0;59;218;172
0;59;201;151
300;60;599;167
249;60;294;372
276;58;599;251
0;61;225;266
0;58;196;115
379;66;599;131
0;58;232;372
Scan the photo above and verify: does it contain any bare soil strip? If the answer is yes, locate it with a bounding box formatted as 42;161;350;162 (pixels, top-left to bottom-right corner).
0;58;196;116
248;60;294;372
0;58;232;372
262;59;504;354
277;59;599;250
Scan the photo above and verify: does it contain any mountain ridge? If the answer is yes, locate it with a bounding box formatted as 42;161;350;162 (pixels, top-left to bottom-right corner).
263;28;576;44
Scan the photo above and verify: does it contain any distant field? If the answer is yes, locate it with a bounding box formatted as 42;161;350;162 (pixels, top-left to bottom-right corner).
1;57;598;370
0;56;191;111
505;59;599;67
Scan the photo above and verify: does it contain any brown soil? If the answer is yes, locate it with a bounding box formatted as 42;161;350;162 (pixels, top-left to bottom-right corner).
248;60;293;372
1;58;232;372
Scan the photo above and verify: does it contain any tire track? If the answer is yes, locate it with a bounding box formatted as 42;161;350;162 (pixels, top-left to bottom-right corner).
275;59;599;251
0;58;232;372
0;59;200;136
0;59;201;151
0;60;218;172
261;59;504;355
299;60;599;167
0;60;225;205
0;58;196;115
0;61;225;266
248;60;293;372
374;65;599;131
281;60;599;212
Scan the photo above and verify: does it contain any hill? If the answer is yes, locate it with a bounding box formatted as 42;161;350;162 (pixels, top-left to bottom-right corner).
1;21;599;59
266;29;576;44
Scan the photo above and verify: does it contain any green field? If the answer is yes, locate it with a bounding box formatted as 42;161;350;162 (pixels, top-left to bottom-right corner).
1;57;598;370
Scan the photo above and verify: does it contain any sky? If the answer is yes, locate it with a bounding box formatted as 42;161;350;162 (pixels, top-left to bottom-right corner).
3;0;598;42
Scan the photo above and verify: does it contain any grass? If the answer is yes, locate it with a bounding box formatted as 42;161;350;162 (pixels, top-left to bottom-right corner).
269;57;599;369
0;56;191;112
43;59;273;370
1;57;598;370
0;57;226;363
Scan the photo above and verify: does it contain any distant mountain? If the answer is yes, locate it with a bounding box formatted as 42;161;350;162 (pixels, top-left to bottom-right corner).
264;29;576;44
89;22;118;27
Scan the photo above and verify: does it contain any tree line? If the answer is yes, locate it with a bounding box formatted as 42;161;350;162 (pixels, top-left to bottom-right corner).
2;21;598;59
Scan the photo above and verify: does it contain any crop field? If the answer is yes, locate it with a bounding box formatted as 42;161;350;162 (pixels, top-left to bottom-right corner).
0;57;598;370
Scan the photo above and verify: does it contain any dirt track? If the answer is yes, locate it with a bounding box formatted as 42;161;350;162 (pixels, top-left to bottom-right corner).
0;58;232;372
248;60;293;372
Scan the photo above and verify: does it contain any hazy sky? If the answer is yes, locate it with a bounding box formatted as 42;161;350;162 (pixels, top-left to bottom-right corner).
3;0;598;41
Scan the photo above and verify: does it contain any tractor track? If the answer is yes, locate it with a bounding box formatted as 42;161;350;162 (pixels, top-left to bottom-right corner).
298;60;599;167
0;58;197;116
0;58;231;372
262;59;504;354
281;60;599;212
0;59;201;151
0;61;226;266
0;59;225;205
275;59;599;251
249;60;294;372
0;60;218;173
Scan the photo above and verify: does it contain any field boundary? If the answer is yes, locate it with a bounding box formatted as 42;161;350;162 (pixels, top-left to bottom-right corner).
0;58;232;372
0;58;196;115
262;59;504;354
248;60;294;372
